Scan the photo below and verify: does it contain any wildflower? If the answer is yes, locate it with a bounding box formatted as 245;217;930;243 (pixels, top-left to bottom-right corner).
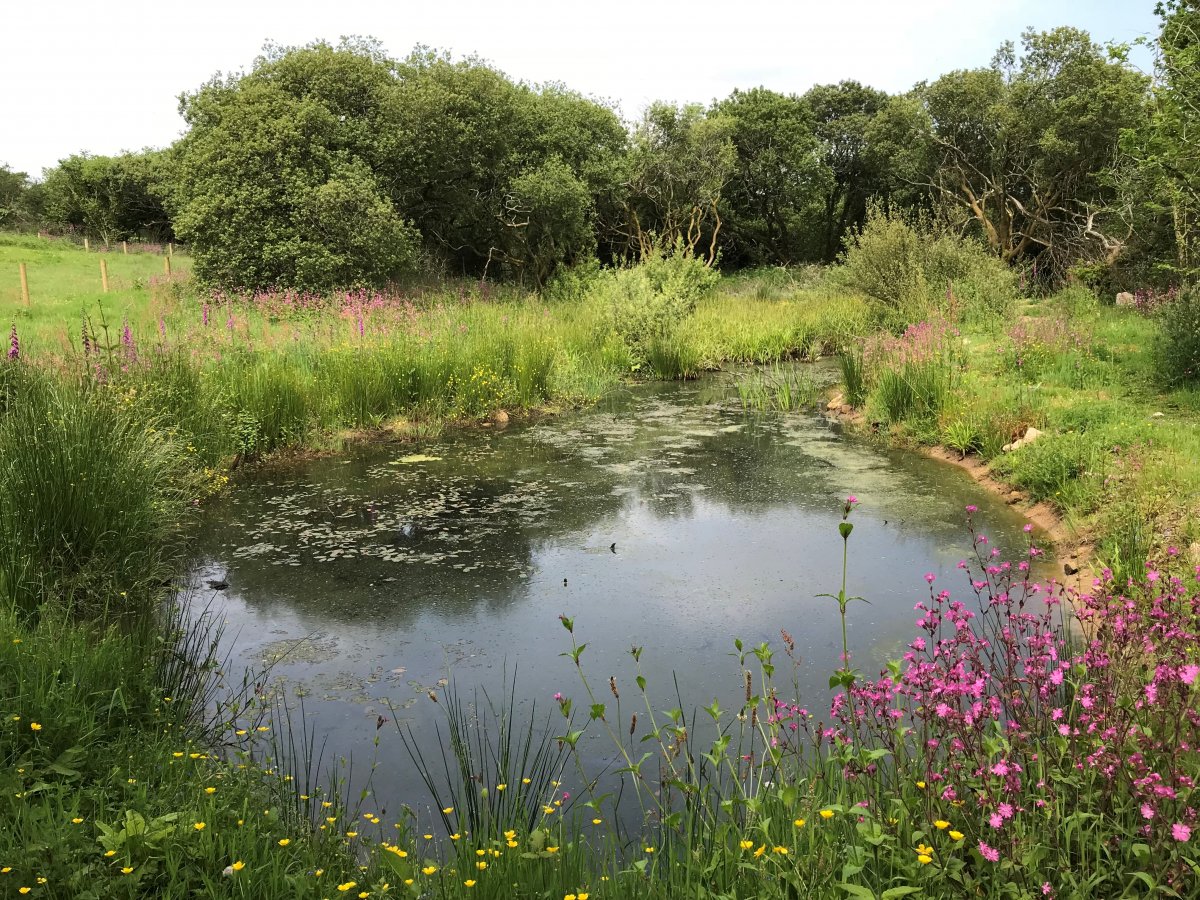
104;850;116;857
194;822;206;831
820;809;834;819
915;781;926;789
496;783;506;791
773;846;789;855
442;806;454;814
71;818;83;824
465;880;475;887
337;882;357;892
278;838;290;846
346;831;358;838
916;843;934;857
934;820;949;830
979;841;1000;862
122;867;134;874
644;846;655;854
917;854;933;864
740;840;754;850
546;846;559;854
232;861;245;871
205;787;216;794
794;818;806;828
20;888;31;894
421;866;437;876
592;818;602;825
476;861;487;871
1172;823;1192;842
7;324;19;362
949;830;964;841
754;845;766;858
30;723;41;732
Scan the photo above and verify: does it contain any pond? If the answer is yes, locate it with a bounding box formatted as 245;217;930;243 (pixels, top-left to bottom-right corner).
188;370;1044;828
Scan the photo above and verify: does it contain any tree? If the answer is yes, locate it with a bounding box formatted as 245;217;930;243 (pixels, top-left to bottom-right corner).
497;157;595;287
713;87;832;266
40;152;173;244
0;165;40;231
622;103;736;265
1127;1;1200;281
803;81;893;260
915;28;1149;279
173;40;419;290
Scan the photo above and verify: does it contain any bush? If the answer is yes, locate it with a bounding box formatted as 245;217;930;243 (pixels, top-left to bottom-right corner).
834;205;1016;328
1154;284;1200;387
590;246;719;365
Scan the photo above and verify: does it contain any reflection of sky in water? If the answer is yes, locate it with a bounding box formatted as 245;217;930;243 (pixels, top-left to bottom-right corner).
190;372;1046;825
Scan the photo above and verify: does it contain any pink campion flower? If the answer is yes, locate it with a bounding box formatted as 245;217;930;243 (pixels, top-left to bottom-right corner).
998;803;1014;819
991;760;1010;777
553;692;563;702
1172;823;1191;842
989;813;1003;829
979;841;1000;862
1042;884;1053;896
924;572;936;584
1141;804;1155;820
1181;665;1200;686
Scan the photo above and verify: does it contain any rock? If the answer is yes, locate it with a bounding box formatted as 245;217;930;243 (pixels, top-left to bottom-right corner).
826;395;844;411
1116;291;1135;306
1007;491;1022;505
1063;561;1079;576
493;409;510;426
839;404;852;415
1002;441;1014;453
1151;412;1165;418
1022;426;1043;444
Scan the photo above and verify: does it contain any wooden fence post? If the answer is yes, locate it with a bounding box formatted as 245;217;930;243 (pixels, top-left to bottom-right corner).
100;259;109;293
122;240;128;254
168;242;174;257
19;263;30;306
164;256;172;277
83;237;90;252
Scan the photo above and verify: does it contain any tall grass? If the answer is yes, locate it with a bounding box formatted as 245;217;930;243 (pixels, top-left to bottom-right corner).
0;365;197;618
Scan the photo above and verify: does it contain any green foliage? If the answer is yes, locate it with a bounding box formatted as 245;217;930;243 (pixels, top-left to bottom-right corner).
0;164;41;231
1154;284;1200;387
917;28;1149;281
835;206;1016;327
41;151;174;244
714;88;831;266
590;248;719;364
733;364;818;411
839;346;867;407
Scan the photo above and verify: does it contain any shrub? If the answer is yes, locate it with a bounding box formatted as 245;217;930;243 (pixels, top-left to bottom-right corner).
1154;284;1200;387
590;246;719;366
835;205;1016;328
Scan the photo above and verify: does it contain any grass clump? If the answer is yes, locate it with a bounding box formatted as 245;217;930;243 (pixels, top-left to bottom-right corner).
1154;283;1200;388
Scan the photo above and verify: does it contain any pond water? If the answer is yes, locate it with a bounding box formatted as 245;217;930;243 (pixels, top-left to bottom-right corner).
188;371;1043;827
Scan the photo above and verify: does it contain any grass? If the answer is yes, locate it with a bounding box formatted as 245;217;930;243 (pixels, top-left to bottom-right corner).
5;233;1200;896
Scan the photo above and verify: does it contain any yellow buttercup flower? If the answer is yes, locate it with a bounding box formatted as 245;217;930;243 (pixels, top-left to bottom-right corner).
496;783;506;791
442;807;454;814
754;844;766;858
819;809;834;819
934;820;949;830
916;781;926;789
205;787;216;794
476;861;487;871
71;817;83;824
337;881;357;892
464;880;476;887
773;846;789;855
277;838;291;846
794;818;806;828
194;822;206;831
949;830;964;841
917;854;933;864
231;861;245;871
30;723;42;731
740;839;754;850
422;866;438;876
121;867;134;874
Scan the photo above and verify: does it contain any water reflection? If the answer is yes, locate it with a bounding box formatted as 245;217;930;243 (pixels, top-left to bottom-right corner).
190;372;1044;825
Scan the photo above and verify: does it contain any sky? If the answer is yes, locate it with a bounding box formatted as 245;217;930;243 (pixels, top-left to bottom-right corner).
0;0;1160;178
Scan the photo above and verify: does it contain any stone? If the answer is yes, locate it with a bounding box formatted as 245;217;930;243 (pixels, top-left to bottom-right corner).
839;404;852;415
1022;426;1043;444
1116;291;1135;306
493;409;510;426
826;395;844;411
1151;412;1165;418
1063;561;1079;576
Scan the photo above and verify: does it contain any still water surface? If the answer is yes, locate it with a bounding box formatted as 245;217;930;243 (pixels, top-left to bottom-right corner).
190;373;1040;823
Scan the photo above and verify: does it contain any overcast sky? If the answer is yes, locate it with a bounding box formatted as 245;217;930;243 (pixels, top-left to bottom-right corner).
0;0;1159;178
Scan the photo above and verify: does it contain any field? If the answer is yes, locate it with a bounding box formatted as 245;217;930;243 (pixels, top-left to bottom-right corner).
2;234;1199;897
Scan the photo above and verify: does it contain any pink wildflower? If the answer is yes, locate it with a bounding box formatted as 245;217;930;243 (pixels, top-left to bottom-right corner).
979;841;1000;862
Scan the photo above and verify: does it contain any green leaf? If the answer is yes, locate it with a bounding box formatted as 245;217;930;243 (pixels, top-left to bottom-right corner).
881;889;923;899
837;885;876;900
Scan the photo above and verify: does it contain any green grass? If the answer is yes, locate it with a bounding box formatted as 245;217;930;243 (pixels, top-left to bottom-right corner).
1;234;191;348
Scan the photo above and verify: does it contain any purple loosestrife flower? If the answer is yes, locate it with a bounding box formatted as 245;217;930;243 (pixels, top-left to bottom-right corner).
7;323;18;361
81;315;91;356
202;303;210;327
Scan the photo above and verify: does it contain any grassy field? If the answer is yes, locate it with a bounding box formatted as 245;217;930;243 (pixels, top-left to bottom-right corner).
2;233;1199;897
